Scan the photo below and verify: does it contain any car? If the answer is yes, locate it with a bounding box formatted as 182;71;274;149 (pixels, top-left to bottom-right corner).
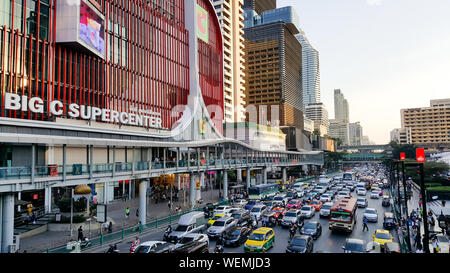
244;227;275;253
315;186;326;194
133;241;167;253
285;191;297;201
370;190;380;199
167;212;207;243
286;199;302;209
206;216;237;239
363;208;378;223
207;213;226;227
384;242;401;253
233;199;248;208
250;204;268;220
319;202;333;218
381;196;391;207
286;235;314;253
213;205;234;215
170;240;209;253
149;242;175;253
263;201;275;211
343;238;368;253
300;221;322;240
336;191;350;199
309;200;323;211
320;194;332;203
244;200;259;211
372;229;394;246
357;197;368;208
222;226;252;247
272;194;287;206
281;209;302;228
174;233;209;249
231;209;252;227
271;207;287;222
300;205;315;219
356;188;367;196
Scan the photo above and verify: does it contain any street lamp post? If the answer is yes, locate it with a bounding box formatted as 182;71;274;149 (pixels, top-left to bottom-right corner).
400;161;412;252
70;188;74;238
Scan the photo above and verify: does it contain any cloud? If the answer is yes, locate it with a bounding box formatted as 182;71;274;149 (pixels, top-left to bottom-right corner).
367;0;382;6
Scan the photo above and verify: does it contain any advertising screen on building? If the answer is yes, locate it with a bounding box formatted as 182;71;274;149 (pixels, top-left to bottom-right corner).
79;0;105;57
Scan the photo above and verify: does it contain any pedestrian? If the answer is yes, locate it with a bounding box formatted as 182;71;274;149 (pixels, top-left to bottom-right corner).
136;208;139;218
432;238;440;253
108;221;113;233
168;200;172;210
78;226;84;241
362;216;369;231
103;221;109;232
31;212;36;224
125;207;130;219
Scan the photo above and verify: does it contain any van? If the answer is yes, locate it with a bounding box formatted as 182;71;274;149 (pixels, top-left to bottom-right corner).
166;212;207;243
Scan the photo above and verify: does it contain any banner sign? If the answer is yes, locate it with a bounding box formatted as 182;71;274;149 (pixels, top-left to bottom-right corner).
196;5;209;43
416;148;425;163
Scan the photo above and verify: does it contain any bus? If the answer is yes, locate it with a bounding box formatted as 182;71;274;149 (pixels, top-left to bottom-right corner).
329;197;357;233
342;171;355;182
248;183;279;200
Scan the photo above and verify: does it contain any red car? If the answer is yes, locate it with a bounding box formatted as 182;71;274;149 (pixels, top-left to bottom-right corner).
309;200;323;211
286;199;302;210
271;207;286;222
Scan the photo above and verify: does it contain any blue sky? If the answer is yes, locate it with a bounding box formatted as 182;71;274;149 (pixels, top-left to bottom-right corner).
277;0;450;144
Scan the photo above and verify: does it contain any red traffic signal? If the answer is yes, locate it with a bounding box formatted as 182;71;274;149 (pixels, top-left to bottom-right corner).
416;148;425;163
400;152;405;160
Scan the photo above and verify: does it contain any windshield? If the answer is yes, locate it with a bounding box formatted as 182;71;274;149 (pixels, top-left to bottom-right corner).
288;200;298;205
285;212;297;218
249;233;265;241
304;223;316;229
345;242;365;252
134;246;151;253
251;207;261;212
376;233;391;240
216;206;225;210
358;199;365;203
175;225;189;232
247;201;256;205
322;205;332;210
212;215;222;220
274;197;283;201
213;221;226;227
365;209;376;214
232;214;241;219
290;238;307;247
179;237;194;244
301;207;311;211
231;230;241;237
310;201;319;205
331;211;351;222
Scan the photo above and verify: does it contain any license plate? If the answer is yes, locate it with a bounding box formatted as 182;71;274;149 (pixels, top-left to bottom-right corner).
250;249;254;252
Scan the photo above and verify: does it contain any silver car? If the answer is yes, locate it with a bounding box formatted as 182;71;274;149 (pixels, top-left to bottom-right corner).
363;208;378;222
319;202;333;217
206;216;237;238
281;209;301;227
357;198;368;208
370;190;379;199
300;205;315;219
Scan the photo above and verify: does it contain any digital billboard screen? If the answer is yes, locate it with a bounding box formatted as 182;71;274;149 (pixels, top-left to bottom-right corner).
79;0;105;57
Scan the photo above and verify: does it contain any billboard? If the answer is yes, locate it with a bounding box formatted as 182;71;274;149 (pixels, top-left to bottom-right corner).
79;0;105;56
196;4;209;43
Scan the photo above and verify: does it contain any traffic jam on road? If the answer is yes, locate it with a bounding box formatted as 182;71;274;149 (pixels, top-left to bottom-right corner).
112;164;401;253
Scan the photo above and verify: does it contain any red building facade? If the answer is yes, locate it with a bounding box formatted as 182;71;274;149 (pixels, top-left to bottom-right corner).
0;0;223;134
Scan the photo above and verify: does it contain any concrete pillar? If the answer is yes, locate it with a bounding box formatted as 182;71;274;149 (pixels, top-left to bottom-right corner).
103;182;109;204
283;168;287;184
190;173;196;209
246;168;251;189
31;144;36;183
0;195;3;250
129;180;133;200
45;187;52;213
198;172;204;201
139;181;147;225
223;171;228;200
2;193;14;253
62;144;67;181
237;169;242;184
263;168;268;184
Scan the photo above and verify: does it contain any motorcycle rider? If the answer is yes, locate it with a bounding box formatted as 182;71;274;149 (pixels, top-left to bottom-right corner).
289;223;297;239
164;225;173;241
215;235;225;253
106;244;119;253
130;237;140;253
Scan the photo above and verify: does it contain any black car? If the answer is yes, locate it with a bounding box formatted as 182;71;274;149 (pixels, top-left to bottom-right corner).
381;197;391;207
222;226;251;247
300;221;322;239
231;209;251;227
343;238;367;253
286;235;314;253
285;191;297;201
171;241;209;253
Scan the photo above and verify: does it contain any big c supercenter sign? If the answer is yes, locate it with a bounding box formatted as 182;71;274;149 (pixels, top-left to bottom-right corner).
196;4;209;43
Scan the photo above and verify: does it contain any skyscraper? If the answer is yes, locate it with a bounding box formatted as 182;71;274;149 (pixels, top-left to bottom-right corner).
211;0;246;123
349;122;363;146
296;30;321;112
334;89;349;123
243;0;277;14
305;103;329;136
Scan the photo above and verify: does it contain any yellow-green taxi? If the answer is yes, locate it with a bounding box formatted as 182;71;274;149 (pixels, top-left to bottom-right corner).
373;229;393;245
207;214;225;227
244;227;275;253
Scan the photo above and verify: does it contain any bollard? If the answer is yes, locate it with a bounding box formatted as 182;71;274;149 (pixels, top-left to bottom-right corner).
170;215;172;224
156;218;158;228
122;229;124;239
100;233;103;245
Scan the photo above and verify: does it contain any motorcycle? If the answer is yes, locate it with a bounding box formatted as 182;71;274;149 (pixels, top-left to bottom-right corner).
105;244;120;253
129;241;139;253
163;227;172;241
214;244;224;253
80;237;91;249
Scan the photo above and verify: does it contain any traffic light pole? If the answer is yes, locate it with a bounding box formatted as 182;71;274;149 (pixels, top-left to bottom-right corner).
400;161;412;252
418;163;430;253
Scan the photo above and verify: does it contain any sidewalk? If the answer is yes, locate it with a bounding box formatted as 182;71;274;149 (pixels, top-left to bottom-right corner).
19;187;222;253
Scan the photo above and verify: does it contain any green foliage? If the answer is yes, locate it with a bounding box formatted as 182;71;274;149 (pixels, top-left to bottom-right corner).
56;197;88;213
426;186;450;192
51;214;87;223
389;141;417;160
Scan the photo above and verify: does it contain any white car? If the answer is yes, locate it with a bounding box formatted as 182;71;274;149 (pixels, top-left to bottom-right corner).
213;205;234;215
234;199;248;207
356;188;367;196
281;209;301;227
174;233;209;249
300;205;315;219
336;192;350;199
357;198;368;208
370;190;380;199
319;202;333;218
363;208;378;222
295;190;305;198
250;204;268;220
320;194;332;203
133;241;167;253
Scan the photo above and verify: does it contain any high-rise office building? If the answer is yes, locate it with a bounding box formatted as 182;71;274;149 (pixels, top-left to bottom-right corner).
296;30;321;112
334;89;349;123
305;103;329;136
211;0;246;123
349;122;363;146
390;128;412;144
243;0;277;14
243;6;303;130
329;119;350;145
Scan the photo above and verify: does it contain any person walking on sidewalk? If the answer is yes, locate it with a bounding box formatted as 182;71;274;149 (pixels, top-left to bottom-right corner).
362;216;369;231
125;207;130;219
108;221;113;233
78;226;84;241
136;208;139;218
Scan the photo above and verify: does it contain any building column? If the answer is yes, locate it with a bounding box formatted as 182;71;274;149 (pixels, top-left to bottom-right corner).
139;181;147;225
190;173;196;209
263;168;268;184
198;172;204;201
103;182;109;204
0;195;3;250
44;187;52;213
237;169;242;184
223;171;228;200
246;168;251;189
283;168;287;185
2;193;14;253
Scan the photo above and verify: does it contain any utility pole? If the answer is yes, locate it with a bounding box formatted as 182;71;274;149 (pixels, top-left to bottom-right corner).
401;161;412;252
